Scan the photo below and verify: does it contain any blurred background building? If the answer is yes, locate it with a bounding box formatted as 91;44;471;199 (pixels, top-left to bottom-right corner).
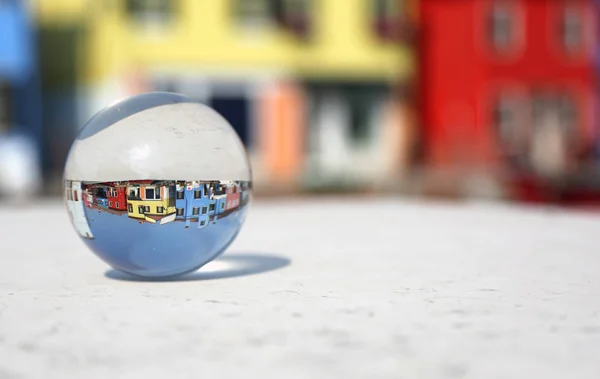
2;0;600;206
417;0;600;204
0;0;43;200
31;0;417;195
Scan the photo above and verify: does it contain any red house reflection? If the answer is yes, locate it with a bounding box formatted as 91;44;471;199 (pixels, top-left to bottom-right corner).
225;185;241;211
106;183;127;211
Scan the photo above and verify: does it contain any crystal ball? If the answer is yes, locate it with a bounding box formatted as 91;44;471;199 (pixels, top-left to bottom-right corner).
63;92;252;278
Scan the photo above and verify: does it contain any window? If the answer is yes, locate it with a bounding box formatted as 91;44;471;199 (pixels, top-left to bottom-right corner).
558;94;577;128
235;0;272;30
73;191;78;202
145;187;161;200
116;202;120;209
176;208;184;216
209;203;216;212
128;187;141;200
234;0;311;39
144;206;150;213
157;206;164;213
125;0;176;26
202;206;207;215
128;203;133;212
138;205;145;214
560;7;584;53
200;220;206;226
309;83;389;147
109;201;113;207
527;91;578;174
278;0;312;39
221;202;226;210
530;93;578;132
192;207;200;215
194;190;201;199
177;191;184;200
492;93;528;162
349;94;374;144
372;0;401;41
489;2;517;52
214;184;226;195
532;94;555;128
494;96;517;141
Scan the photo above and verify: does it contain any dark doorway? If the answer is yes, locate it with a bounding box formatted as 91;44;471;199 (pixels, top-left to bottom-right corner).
0;82;11;133
210;96;251;147
37;24;84;180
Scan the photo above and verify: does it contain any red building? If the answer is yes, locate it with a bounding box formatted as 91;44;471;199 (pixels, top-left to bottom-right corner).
418;0;597;183
106;183;127;211
225;185;241;211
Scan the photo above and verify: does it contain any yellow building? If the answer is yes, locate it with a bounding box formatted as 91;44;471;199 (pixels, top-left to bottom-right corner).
126;183;176;222
33;0;416;190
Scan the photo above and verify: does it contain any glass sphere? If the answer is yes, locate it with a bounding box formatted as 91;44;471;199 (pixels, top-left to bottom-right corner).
63;92;252;278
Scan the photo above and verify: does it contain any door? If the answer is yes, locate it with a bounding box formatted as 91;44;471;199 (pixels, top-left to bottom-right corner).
0;81;10;134
210;96;251;147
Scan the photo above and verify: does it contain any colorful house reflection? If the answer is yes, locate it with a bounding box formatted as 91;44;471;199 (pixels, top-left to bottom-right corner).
175;181;210;228
126;181;176;223
106;183;127;211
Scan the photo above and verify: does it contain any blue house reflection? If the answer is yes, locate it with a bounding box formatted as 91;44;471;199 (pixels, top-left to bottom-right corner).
176;181;210;228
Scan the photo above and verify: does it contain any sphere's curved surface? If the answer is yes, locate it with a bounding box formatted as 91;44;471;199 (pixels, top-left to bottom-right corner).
65;92;250;182
63;92;252;278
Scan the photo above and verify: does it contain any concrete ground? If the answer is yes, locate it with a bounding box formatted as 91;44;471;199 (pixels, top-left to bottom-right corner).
0;198;599;379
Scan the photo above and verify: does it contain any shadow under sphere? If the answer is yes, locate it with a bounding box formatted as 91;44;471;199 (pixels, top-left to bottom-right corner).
105;253;290;282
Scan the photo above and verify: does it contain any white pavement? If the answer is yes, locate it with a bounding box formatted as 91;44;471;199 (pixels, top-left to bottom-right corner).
0;198;599;379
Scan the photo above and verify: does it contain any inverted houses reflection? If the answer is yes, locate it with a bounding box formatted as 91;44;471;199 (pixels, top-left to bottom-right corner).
65;180;251;230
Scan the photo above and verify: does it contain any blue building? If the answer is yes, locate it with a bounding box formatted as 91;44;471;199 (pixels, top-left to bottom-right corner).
0;0;43;163
176;182;211;228
200;182;226;218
